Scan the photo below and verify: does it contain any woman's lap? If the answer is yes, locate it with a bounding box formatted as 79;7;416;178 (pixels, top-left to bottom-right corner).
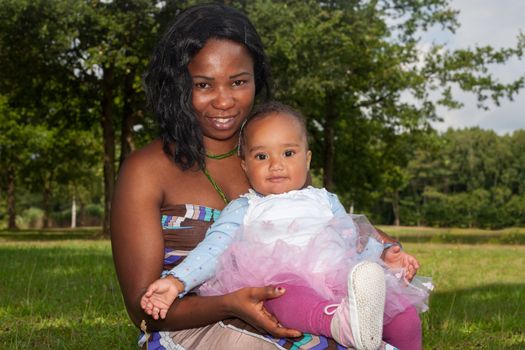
143;322;283;350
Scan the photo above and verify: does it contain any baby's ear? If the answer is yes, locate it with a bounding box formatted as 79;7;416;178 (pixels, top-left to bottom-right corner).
306;150;312;170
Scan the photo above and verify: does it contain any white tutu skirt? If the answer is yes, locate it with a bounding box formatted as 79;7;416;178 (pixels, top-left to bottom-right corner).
199;215;432;324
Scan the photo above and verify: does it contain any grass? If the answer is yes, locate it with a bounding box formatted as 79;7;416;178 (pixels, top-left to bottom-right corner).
1;227;524;349
0;236;137;349
408;243;525;349
378;225;525;245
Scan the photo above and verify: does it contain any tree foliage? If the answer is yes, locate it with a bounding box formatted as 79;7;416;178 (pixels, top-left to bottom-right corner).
1;0;524;230
399;128;525;228
245;0;524;224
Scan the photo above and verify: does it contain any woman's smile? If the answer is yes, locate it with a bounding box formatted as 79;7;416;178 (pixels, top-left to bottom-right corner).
207;115;238;130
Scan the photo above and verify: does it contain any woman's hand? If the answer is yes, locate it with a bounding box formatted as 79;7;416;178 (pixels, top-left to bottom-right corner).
382;245;420;282
225;286;302;339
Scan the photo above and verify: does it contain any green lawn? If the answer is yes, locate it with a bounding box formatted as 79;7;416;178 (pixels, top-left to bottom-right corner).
1;228;524;349
379;225;525;245
0;231;137;349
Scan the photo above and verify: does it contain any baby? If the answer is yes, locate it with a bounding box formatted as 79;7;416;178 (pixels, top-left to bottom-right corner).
141;101;431;350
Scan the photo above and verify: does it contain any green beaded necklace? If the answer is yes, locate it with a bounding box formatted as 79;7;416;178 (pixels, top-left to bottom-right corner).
206;146;238;160
203;146;238;204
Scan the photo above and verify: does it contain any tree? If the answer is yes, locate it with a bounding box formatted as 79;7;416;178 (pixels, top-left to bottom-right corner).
247;0;524;220
0;0;180;234
0;0;106;229
506;130;525;195
67;0;168;235
0;96;49;229
402;127;525;228
19;127;101;228
2;0;523;229
404;132;451;226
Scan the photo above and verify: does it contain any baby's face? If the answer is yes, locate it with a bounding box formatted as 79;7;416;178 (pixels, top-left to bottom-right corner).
241;112;311;196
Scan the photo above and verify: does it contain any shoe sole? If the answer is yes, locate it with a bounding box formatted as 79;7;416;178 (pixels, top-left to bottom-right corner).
348;261;386;350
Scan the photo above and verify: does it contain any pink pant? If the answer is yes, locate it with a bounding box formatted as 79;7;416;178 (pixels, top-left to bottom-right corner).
265;285;421;350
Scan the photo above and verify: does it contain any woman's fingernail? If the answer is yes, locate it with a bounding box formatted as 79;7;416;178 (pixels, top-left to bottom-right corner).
276;287;285;293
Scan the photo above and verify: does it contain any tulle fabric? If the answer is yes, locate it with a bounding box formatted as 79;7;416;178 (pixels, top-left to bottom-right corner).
199;189;431;324
200;216;358;302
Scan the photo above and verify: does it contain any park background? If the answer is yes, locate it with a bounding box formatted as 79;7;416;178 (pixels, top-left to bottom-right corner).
1;0;524;349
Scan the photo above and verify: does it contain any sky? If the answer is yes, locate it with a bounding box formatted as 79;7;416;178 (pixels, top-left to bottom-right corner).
421;0;525;135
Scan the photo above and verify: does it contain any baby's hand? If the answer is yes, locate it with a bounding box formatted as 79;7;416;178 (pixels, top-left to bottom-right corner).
140;276;183;320
382;245;420;283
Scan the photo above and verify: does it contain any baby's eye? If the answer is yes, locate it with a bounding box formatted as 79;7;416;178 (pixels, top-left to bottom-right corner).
255;153;268;160
284;150;295;157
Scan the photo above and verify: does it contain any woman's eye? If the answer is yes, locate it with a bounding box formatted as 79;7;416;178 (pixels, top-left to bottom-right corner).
194;82;210;89
255;153;268;160
284;150;295;157
232;80;246;87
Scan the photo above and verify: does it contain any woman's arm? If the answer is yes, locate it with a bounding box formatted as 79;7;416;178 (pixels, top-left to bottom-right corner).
110;151;299;337
110;150;173;328
143;284;298;335
374;226;398;243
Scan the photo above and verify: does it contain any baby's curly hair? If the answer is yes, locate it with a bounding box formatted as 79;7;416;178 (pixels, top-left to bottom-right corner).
239;101;308;159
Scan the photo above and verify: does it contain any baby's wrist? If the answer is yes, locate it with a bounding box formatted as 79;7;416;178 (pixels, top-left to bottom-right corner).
164;274;185;294
383;241;403;251
381;240;402;259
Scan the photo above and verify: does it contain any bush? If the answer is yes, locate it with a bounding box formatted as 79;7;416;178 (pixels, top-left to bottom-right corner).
18;207;44;229
85;203;103;218
504;195;525;226
50;209;72;227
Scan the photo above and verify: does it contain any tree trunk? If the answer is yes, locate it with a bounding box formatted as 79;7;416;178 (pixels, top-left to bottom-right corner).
42;180;51;228
7;168;17;230
101;65;116;237
71;195;77;228
119;70;137;169
392;190;401;226
78;201;85;227
323;93;337;192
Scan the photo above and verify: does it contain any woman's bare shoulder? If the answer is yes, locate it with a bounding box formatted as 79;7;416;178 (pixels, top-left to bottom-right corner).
112;140;185;218
119;139;182;181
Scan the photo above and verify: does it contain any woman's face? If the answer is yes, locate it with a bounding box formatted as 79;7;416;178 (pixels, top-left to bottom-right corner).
241;113;312;196
188;39;256;143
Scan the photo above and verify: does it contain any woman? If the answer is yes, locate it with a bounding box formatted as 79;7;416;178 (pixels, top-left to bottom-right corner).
111;4;422;349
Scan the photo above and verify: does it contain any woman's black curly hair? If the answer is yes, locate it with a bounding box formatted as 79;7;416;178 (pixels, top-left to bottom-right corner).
144;3;271;170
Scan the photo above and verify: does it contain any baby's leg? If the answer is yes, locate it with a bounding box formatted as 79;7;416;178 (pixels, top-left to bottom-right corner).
265;261;385;350
264;284;333;337
383;306;422;350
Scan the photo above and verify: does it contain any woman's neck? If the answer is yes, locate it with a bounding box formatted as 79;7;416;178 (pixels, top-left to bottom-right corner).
203;137;239;157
